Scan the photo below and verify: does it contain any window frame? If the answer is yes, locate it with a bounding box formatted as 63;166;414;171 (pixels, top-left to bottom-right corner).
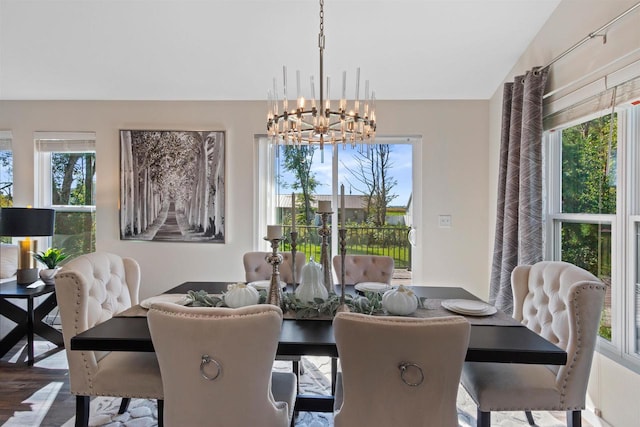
544;102;640;372
35;132;97;255
254;135;423;281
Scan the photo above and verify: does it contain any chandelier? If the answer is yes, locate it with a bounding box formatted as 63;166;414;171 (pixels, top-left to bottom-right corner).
267;0;377;149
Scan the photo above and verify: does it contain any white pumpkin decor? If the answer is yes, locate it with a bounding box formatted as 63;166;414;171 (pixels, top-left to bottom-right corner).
382;285;418;315
295;258;329;303
224;283;260;308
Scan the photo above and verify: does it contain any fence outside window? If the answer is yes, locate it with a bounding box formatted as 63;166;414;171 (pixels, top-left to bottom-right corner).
279;225;411;269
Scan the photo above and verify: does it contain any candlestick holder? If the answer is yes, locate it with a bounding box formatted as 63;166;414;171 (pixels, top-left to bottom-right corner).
318;211;334;293
290;230;298;292
337;228;350;313
264;236;284;307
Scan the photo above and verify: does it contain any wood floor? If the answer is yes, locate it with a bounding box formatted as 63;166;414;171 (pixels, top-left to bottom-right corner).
0;339;76;427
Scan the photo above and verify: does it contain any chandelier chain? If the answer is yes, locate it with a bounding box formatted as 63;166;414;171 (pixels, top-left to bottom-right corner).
319;0;324;34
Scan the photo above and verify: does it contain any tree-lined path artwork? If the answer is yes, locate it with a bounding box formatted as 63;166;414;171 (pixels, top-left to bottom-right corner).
120;130;225;243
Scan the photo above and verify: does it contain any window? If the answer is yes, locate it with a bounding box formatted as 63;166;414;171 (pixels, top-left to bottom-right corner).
256;136;420;283
545;83;640;369
0;131;13;244
36;132;96;259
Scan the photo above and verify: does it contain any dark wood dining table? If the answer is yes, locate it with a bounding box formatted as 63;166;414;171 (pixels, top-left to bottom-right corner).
71;281;567;412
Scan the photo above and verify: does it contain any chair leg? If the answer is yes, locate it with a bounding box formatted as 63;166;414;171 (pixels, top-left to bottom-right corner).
567;410;582;427
118;397;130;414
477;408;490;427
157;399;164;427
292;360;301;393
75;395;90;427
331;357;338;395
525;410;535;425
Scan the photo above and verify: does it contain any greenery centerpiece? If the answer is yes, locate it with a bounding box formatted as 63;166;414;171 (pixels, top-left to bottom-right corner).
185;287;427;319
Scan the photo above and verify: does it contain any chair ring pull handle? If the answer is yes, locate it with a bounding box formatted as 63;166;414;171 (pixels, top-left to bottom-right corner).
200;355;222;381
398;362;424;387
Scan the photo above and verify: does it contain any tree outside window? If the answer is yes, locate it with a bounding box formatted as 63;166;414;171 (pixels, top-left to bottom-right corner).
276;142;412;270
50;152;96;259
559;114;617;340
0;150;13;243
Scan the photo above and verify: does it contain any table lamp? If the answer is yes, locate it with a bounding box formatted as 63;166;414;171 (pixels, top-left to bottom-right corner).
0;207;55;285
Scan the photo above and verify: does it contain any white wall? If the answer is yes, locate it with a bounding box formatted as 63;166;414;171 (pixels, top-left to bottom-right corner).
0;99;489;299
487;1;640;425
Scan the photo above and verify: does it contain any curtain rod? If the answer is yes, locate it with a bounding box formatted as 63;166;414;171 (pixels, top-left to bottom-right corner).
541;1;640;70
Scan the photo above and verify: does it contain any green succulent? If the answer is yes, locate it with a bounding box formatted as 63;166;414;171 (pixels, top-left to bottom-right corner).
32;247;69;269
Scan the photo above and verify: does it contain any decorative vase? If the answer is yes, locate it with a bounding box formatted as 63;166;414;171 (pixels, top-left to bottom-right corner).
295;258;328;303
39;268;60;285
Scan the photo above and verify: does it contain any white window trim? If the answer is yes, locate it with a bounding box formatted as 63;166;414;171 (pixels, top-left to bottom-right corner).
34;133;97;253
545;102;640;373
254;135;424;281
34;132;96;208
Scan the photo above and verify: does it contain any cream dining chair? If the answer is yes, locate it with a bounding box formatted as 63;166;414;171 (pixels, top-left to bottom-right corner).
332;254;394;285
461;261;606;427
330;254;395;395
148;302;297;427
54;251;164;427
243;251;306;385
333;312;470;427
243;251;306;284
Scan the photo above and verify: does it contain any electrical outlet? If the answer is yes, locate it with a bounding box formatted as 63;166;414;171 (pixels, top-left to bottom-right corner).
438;215;452;228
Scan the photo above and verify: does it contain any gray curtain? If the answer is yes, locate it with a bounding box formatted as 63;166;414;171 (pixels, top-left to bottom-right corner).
489;68;549;314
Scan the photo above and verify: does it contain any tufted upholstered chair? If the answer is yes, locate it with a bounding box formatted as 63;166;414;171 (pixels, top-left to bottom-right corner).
333;312;470;427
243;251;306;285
148;302;297;427
243;250;305;384
54;252;164;427
461;261;606;427
332;255;394;285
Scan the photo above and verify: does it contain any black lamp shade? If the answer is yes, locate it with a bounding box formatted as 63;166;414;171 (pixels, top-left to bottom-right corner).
0;207;56;237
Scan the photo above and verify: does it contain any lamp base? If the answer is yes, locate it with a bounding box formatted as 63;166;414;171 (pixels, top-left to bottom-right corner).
17;268;39;285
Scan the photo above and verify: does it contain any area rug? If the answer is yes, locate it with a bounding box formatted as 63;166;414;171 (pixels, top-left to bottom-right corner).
61;357;567;427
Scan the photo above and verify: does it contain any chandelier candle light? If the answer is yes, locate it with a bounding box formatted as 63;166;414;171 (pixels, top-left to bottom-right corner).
267;0;376;148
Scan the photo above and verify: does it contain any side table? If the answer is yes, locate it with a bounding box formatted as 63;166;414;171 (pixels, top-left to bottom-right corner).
0;280;64;365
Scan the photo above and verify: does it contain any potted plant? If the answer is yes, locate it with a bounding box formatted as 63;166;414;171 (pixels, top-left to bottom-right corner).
33;247;69;284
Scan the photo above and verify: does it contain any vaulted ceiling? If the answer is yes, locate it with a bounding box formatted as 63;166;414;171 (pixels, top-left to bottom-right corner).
0;0;561;100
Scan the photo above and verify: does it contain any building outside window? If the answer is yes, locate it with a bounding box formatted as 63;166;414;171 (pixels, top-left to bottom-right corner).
257;136;419;283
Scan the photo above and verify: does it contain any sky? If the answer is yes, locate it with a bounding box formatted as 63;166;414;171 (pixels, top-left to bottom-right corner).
277;143;413;207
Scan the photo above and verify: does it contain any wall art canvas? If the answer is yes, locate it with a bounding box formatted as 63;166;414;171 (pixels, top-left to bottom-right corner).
120;130;225;243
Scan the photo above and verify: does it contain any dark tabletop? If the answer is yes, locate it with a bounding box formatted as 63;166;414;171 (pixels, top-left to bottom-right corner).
71;281;567;365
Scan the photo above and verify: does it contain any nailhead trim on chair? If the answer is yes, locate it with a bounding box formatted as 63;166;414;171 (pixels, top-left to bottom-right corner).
478;279;606;412
151;306;282;320
60;272;98;394
59;271;162;399
557;283;605;410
